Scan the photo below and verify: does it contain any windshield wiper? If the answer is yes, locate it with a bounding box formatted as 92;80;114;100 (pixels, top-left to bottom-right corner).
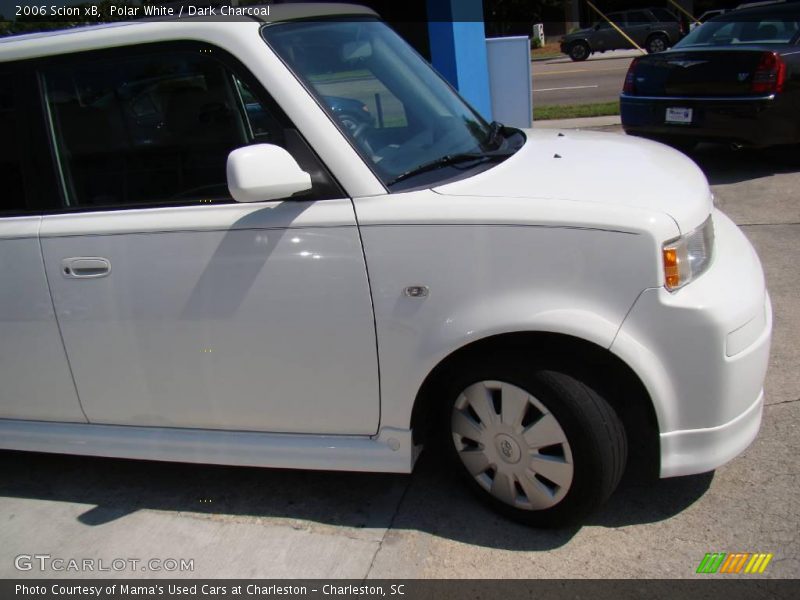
387;151;513;187
487;121;505;149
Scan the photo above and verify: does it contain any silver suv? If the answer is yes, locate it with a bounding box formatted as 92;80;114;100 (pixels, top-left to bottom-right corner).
560;7;686;61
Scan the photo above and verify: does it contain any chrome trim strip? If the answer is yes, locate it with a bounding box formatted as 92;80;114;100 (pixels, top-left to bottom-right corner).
621;93;776;102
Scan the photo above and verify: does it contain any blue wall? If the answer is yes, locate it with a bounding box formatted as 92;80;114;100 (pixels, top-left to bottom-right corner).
426;0;493;120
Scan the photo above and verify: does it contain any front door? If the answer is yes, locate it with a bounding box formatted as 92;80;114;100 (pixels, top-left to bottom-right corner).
0;71;86;423
36;44;380;434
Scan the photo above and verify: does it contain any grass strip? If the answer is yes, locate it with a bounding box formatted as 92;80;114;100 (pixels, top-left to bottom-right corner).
533;101;620;121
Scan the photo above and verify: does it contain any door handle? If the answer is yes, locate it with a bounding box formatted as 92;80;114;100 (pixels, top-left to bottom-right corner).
62;257;111;279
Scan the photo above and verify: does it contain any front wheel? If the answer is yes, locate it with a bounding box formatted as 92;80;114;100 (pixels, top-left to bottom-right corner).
444;361;627;527
568;42;590;62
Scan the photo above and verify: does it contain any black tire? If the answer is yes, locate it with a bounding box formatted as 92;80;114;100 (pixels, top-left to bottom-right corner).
442;357;627;527
568;42;590;62
763;143;800;166
646;34;669;54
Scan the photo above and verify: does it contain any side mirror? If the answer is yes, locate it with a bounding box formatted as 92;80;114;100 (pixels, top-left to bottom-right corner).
226;144;312;203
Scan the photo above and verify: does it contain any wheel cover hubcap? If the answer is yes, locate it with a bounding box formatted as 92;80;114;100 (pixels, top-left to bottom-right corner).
451;380;574;510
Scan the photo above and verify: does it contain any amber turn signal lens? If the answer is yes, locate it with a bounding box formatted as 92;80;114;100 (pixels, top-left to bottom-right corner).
663;247;681;290
662;215;714;292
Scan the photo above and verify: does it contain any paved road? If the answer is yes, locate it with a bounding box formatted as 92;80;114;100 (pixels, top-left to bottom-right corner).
1;130;798;580
532;49;641;106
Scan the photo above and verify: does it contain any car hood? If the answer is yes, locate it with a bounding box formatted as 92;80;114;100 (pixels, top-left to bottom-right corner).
433;129;712;234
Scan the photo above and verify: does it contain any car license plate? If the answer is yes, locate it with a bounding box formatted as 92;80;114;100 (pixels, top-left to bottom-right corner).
666;107;693;124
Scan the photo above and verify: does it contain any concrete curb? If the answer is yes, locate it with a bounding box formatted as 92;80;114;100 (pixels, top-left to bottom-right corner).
531;54;564;62
531;49;644;65
532;114;622;129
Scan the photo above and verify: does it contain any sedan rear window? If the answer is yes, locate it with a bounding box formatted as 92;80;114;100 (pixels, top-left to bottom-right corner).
678;15;800;46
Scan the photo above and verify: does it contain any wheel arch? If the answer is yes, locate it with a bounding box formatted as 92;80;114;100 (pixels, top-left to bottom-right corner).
646;30;671;46
567;38;593;53
410;331;661;479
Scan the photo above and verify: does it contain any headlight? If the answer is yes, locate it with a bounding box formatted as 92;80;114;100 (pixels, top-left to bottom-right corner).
662;215;715;291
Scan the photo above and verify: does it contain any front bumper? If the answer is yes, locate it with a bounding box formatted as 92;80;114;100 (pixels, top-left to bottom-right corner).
660;389;764;478
611;209;772;478
620;93;797;147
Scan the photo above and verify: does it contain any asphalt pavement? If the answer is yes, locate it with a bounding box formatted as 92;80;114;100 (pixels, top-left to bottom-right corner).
1;126;798;580
532;49;641;106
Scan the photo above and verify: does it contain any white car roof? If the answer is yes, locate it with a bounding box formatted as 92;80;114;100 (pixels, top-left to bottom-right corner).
0;3;378;61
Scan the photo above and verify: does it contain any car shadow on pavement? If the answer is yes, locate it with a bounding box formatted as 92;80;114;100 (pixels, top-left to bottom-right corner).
381;452;713;550
690;144;800;186
0;448;712;551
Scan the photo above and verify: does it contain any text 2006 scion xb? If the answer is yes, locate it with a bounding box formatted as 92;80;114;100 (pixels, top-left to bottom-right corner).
0;4;771;526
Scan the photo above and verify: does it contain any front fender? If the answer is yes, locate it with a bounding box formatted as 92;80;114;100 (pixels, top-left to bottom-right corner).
359;225;652;431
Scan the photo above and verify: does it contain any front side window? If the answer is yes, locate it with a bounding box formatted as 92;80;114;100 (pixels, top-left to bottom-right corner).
263;19;522;190
0;74;28;214
596;14;624;29
42;46;324;209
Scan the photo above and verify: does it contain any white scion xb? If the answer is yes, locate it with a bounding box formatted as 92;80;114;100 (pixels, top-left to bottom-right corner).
0;4;771;526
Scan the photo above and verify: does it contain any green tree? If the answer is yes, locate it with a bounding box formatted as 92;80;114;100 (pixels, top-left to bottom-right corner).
484;0;564;36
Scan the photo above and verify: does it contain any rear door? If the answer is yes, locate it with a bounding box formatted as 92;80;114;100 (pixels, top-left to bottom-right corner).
37;43;380;434
593;13;628;51
625;10;657;47
0;69;85;423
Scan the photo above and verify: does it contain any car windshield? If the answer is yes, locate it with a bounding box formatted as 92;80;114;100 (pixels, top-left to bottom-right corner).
262;18;517;189
676;14;800;46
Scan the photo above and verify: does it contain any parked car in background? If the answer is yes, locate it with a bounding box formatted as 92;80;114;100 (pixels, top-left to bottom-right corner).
691;9;727;30
621;2;800;150
0;4;771;528
560;7;685;61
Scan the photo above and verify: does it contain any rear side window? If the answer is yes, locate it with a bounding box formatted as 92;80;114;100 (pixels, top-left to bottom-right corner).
650;8;678;23
627;11;656;24
42;47;321;209
0;74;28;214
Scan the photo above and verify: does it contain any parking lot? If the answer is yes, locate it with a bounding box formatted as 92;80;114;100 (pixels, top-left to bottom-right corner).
532;50;640;106
1;129;798;580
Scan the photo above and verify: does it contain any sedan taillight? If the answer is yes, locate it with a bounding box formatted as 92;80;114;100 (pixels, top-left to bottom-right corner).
623;58;640;94
752;51;786;94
